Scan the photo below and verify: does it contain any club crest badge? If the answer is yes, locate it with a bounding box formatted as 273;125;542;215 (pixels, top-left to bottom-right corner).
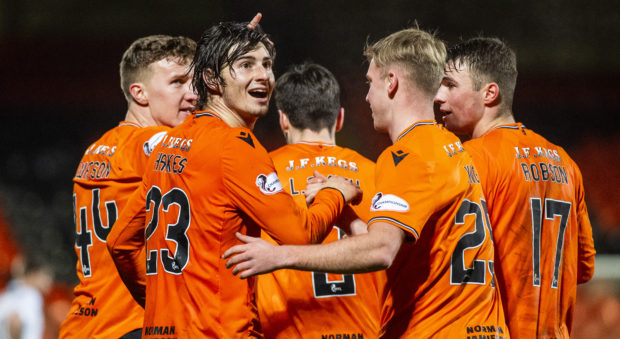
256;172;284;195
371;192;409;212
143;131;168;156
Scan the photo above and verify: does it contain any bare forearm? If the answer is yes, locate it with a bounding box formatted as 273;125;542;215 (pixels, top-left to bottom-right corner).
280;233;389;274
224;221;403;279
280;222;403;274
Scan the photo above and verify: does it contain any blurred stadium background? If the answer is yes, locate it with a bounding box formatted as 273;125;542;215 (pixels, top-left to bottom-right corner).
0;1;618;337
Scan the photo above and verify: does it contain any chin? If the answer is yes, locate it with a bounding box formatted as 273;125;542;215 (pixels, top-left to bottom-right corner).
442;117;457;130
252;107;269;117
373;121;388;133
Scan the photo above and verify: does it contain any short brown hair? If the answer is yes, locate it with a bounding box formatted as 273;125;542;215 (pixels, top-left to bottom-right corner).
274;62;340;133
120;35;196;102
364;28;446;98
446;37;518;113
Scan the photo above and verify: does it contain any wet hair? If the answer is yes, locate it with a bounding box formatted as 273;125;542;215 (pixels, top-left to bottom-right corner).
446;37;518;112
364;27;446;98
274;62;340;132
191;21;275;108
120;35;196;102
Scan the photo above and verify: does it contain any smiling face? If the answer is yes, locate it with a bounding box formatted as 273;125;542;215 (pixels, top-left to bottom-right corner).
434;61;485;136
144;58;197;127
219;43;275;125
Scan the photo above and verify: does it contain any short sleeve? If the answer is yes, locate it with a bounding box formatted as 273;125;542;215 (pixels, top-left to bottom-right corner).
368;147;438;240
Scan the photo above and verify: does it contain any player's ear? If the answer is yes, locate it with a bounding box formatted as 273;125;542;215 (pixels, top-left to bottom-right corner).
387;71;398;98
278;110;290;134
483;82;500;106
129;83;148;106
335;107;345;132
203;69;222;94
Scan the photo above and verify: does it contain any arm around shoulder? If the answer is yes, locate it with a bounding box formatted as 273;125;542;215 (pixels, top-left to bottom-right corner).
275;221;403;274
224;221;405;278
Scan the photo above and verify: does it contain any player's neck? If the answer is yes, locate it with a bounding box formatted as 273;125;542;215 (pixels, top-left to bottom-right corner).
287;127;335;145
125;103;156;127
389;101;435;143
205;100;258;129
471;109;516;139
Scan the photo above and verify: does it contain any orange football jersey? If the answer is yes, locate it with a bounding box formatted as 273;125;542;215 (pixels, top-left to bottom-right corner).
60;122;169;339
258;141;383;338
464;123;596;338
106;111;346;338
367;121;508;338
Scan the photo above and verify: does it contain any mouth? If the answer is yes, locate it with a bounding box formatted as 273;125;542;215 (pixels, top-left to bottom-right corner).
179;107;195;115
248;88;269;100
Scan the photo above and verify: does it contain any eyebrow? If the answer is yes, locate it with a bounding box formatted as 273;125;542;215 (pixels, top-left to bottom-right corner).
236;55;273;63
441;74;455;82
169;71;190;79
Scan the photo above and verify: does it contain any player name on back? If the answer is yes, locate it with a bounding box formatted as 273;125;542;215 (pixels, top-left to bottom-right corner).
285;156;358;172
75;160;111;180
515;146;569;184
151;136;193;175
83;143;117;156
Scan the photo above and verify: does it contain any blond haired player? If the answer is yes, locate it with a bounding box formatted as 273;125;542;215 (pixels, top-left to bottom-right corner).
257;62;383;338
60;35;197;339
107;21;361;338
225;28;508;338
434;37;596;338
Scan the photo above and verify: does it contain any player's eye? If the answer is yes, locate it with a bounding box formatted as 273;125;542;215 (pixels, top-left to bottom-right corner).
441;79;455;89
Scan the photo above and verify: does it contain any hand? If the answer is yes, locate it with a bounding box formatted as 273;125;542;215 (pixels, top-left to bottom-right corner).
304;171;328;206
223;232;283;279
247;12;262;29
246;12;275;49
322;174;363;206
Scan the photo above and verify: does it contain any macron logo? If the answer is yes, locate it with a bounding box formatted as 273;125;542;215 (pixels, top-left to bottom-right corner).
391;150;408;166
370;192;409;212
256;172;283;195
238;131;255;148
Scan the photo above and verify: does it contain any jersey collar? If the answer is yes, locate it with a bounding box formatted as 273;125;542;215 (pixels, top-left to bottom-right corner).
396;120;437;142
194;110;222;120
118;121;141;128
295;140;336;147
485;122;526;136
